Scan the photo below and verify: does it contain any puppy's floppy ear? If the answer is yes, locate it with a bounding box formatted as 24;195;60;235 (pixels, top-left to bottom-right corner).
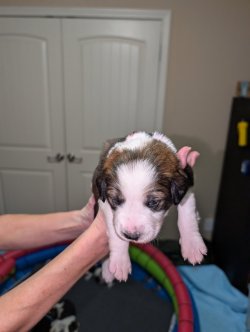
92;163;107;203
171;165;194;205
95;175;107;202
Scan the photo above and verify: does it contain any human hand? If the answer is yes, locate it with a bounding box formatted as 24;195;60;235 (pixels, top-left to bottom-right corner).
79;195;96;230
79;196;108;241
177;146;200;168
83;207;109;257
91;209;108;237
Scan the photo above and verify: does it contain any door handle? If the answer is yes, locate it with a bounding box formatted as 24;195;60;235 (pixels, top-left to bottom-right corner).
47;153;65;163
67;154;83;164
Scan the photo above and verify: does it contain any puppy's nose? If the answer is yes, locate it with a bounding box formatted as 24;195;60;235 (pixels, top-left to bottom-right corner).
122;231;141;241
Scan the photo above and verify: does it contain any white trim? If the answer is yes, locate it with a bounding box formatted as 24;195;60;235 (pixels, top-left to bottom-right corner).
155;11;171;130
0;6;171;132
0;7;168;20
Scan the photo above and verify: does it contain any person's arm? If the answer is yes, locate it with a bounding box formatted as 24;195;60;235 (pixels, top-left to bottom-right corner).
0;196;96;250
0;210;109;332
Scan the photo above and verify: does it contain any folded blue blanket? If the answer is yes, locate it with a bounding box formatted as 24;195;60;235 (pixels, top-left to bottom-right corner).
178;265;248;332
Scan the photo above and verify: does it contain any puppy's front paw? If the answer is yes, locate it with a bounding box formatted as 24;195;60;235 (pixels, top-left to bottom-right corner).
180;233;207;265
109;254;132;282
102;258;115;283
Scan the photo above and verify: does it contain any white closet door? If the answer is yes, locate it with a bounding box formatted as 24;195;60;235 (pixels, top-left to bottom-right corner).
0;18;67;213
62;19;163;209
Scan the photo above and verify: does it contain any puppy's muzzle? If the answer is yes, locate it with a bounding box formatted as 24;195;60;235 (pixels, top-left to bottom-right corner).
122;230;141;241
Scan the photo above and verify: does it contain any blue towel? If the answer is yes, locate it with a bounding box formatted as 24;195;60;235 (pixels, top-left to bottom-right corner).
178;265;248;332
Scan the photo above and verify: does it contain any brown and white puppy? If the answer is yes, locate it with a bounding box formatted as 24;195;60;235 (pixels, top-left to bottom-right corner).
92;132;207;282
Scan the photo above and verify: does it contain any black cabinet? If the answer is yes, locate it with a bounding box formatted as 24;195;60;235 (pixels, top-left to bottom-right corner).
213;97;250;294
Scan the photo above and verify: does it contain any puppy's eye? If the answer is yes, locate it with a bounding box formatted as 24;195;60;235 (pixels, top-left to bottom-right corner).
112;197;124;206
145;198;160;211
108;196;124;209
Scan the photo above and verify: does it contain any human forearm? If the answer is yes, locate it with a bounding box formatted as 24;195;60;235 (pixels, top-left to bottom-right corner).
0;211;87;250
0;214;108;332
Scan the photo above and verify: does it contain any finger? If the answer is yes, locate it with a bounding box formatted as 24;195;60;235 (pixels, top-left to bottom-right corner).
187;151;200;167
80;195;96;220
177;146;191;168
84;195;95;210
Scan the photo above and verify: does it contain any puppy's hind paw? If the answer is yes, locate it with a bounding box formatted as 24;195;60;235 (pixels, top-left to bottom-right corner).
180;234;207;265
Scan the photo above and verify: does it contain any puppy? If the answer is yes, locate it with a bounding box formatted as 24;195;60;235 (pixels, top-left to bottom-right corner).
92;131;207;282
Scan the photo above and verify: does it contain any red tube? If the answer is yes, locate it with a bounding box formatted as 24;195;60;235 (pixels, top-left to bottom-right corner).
0;258;15;280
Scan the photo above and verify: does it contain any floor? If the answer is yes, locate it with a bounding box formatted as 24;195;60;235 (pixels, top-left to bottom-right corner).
64;271;173;332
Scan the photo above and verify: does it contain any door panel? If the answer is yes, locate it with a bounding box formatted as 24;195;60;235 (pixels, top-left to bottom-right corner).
78;37;144;148
0;18;66;213
0;35;50;147
62;19;163;209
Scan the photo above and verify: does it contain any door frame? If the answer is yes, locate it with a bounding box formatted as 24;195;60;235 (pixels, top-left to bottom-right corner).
0;6;171;131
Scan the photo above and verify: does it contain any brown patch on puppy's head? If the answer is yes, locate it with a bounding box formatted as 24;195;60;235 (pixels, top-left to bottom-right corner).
93;133;194;215
141;140;194;206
